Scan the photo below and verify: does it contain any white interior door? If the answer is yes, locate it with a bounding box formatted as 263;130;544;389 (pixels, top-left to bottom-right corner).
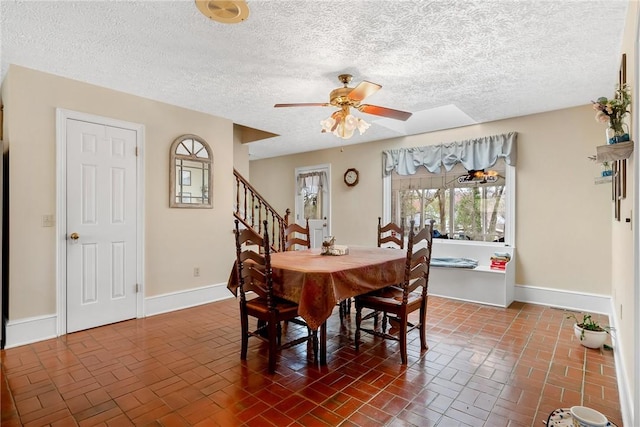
66;119;138;333
309;217;327;249
295;165;330;248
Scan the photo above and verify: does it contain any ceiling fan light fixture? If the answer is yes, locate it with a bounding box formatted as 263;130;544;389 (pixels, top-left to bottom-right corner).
320;111;370;139
276;74;408;140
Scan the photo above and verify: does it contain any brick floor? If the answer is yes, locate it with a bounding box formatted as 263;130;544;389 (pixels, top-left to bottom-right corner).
1;296;622;426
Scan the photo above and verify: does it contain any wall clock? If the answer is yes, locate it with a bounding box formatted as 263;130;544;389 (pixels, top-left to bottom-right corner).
344;168;359;187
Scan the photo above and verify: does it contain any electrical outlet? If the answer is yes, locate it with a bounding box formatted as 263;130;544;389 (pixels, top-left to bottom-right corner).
193;267;200;277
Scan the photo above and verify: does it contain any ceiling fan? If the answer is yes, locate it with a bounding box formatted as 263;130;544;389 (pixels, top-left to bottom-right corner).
274;74;412;139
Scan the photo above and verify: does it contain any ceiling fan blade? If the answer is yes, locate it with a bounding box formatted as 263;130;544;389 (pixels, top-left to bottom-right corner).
274;103;329;108
358;104;412;121
347;81;381;102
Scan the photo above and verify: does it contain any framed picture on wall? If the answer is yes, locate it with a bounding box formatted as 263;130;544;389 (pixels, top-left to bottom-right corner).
181;170;191;186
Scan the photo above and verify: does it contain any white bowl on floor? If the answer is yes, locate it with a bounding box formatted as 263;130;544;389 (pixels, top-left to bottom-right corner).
570;406;608;427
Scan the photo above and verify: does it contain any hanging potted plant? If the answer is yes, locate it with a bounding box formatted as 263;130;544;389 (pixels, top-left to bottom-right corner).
567;313;610;349
592;83;632;144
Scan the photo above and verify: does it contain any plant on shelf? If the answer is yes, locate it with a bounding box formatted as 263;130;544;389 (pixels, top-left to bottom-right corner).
567;313;610;349
588;155;613;177
592;83;632;144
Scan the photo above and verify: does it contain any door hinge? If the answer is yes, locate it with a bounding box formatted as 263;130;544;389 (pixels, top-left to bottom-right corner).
135;147;139;157
136;283;140;293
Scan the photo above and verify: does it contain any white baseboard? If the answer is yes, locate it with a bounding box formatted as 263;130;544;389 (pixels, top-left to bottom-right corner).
514;284;612;315
3;283;234;349
0;284;614;347
5;314;57;349
608;298;633;427
144;282;234;317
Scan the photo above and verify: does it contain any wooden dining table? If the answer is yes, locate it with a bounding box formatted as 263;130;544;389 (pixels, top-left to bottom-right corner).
227;246;407;365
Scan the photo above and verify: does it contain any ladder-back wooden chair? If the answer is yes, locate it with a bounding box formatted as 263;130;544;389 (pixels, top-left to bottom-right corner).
378;217;404;249
234;219;312;373
284;219;310;251
355;219;434;365
375;217;405;329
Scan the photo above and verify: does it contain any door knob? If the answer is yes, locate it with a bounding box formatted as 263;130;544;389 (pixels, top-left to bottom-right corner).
69;232;80;240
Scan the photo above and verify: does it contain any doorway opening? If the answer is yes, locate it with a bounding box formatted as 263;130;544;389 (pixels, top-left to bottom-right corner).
294;164;331;248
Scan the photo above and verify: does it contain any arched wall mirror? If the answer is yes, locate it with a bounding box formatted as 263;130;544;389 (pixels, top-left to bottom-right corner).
170;134;213;208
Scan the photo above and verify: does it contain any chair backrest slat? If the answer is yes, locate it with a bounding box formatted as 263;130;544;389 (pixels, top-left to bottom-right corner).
284;219;310;251
406;277;426;293
378;217;404;249
412;226;431;243
240;250;264;265
242;268;268;297
238;228;263;248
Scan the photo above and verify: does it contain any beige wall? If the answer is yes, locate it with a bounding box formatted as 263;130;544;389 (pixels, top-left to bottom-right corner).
2;65;236;320
233;125;250;178
251;106;613;294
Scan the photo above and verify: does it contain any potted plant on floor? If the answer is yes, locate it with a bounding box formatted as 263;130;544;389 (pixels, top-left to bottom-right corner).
567;313;610;349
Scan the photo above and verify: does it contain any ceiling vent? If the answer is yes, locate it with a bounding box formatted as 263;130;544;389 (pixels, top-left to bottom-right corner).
195;0;249;24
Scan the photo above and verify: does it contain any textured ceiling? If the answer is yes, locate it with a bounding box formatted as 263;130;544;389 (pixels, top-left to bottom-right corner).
0;0;630;159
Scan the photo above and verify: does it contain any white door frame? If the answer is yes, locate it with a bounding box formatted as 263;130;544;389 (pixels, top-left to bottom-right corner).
55;109;145;336
294;163;331;240
632;28;640;426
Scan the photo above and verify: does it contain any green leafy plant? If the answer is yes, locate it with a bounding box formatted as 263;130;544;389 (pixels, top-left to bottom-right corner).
567;313;610;340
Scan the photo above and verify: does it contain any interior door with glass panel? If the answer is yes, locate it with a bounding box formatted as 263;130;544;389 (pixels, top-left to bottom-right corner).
295;165;330;248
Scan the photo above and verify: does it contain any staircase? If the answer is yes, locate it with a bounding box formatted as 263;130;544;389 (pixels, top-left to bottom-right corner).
233;168;290;252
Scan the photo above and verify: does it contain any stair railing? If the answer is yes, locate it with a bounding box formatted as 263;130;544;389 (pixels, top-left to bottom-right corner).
233;168;290;252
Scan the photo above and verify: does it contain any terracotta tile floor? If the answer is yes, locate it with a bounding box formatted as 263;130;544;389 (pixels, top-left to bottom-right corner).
1;296;622;426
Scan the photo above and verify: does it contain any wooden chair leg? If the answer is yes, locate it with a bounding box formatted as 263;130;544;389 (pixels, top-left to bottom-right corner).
268;319;278;373
240;311;249;360
257;319;268;337
339;298;353;324
277;321;282;346
399;316;408;365
320;322;327;365
419;303;428;351
354;304;362;351
312;329;319;364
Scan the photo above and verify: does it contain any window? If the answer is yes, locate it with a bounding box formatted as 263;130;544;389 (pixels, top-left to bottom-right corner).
390;160;509;243
298;172;325;220
382;132;516;246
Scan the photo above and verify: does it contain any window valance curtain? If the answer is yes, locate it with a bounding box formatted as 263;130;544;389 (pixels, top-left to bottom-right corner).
296;171;327;195
382;132;517;176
